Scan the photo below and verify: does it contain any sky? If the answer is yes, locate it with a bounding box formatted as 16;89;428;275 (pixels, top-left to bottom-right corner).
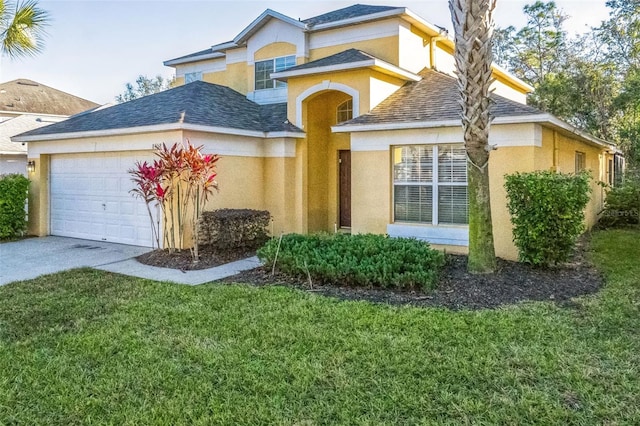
2;0;612;105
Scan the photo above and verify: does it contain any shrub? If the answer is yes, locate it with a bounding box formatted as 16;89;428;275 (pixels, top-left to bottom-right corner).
598;174;640;228
504;170;591;266
0;174;30;239
257;233;445;290
198;209;270;250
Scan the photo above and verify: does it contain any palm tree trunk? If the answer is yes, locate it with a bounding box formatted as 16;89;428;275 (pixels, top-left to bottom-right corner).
449;0;497;273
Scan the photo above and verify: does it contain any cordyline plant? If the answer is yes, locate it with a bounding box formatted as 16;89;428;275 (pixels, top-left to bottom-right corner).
129;140;219;261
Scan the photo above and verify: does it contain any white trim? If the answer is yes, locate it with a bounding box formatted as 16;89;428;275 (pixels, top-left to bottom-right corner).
333;114;614;149
163;51;225;67
235;9;306;44
272;58;421;82
12;122;305;143
295;81;360;128
211;41;239;51
387;223;469;246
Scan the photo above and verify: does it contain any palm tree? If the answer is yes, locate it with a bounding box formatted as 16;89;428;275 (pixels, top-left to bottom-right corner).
449;0;497;273
0;0;49;59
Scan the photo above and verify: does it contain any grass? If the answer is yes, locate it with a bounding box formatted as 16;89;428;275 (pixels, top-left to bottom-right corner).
0;230;639;424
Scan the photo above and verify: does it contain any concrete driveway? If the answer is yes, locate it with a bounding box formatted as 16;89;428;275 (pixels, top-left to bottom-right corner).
0;236;152;286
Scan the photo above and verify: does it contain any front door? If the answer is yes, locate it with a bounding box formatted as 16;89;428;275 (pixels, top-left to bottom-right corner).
339;150;351;228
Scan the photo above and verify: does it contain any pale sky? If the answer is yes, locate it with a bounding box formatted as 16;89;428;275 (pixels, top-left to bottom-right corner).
2;0;611;105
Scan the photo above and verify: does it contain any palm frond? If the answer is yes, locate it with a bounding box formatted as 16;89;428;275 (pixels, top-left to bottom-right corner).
1;0;50;59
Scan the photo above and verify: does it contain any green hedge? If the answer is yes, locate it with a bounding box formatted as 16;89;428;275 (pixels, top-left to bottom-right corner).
197;209;270;249
257;233;445;290
504;170;591;266
0;174;30;239
599;174;640;228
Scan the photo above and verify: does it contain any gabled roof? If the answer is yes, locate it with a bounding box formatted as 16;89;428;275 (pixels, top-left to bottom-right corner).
13;81;302;142
337;69;539;127
302;4;400;26
0;79;98;116
335;69;613;149
272;48;420;81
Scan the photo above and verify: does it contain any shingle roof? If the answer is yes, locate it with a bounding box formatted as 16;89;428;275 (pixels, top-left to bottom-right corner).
303;4;400;26
284;49;376;72
339;69;541;127
16;81;301;138
0;79;98;116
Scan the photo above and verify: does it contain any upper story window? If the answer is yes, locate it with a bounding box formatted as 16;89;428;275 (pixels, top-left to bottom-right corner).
255;55;295;90
337;99;353;123
575;151;586;173
185;71;203;83
393;145;468;225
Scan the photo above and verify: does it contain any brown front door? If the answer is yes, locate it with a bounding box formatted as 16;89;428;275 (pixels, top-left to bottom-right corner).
339;150;351;228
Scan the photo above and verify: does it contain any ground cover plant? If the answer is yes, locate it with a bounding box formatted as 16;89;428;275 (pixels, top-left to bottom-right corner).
258;233;445;290
0;230;639;423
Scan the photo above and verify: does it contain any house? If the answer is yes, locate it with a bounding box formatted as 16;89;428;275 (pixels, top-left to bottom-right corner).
13;4;618;259
0;79;98;175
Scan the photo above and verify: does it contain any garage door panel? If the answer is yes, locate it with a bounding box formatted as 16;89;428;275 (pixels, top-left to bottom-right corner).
50;152;159;247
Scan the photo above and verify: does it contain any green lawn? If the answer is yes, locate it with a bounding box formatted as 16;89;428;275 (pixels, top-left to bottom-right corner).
1;230;639;424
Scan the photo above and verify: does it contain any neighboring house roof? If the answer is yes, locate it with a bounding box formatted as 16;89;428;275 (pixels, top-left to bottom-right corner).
302;4;400;26
335;69;613;149
14;81;302;141
0;79;98;116
0;115;62;154
273;48;420;81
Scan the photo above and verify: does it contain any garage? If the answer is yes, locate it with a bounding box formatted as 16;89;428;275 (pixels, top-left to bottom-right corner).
50;151;160;247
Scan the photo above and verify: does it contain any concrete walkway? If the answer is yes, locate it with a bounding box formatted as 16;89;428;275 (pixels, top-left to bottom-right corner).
0;236;260;286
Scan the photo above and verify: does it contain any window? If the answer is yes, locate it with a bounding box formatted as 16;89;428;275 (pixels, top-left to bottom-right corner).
575;151;586;172
337;99;353;123
185;71;203;83
255;55;295;90
393;145;468;225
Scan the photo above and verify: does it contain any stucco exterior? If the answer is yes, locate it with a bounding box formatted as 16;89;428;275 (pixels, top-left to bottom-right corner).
15;4;617;259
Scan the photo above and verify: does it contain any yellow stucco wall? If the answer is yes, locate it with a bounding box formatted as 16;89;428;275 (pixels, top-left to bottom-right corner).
309;35;400;66
351;150;391;235
26;154;50;237
254;42;296;61
203;62;248;95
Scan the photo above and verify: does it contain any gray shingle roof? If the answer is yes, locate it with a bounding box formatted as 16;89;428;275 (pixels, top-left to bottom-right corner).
16;81;301;138
0;79;98;116
339;69;542;127
283;49;376;72
303;4;400;26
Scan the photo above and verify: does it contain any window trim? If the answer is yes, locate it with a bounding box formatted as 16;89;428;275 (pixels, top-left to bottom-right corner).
393;144;468;226
575;151;586;173
254;54;295;90
184;71;203;83
336;99;353;123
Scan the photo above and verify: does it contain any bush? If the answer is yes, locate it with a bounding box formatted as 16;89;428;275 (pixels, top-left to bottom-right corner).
0;174;30;239
598;174;640;228
197;209;270;250
257;233;445;290
504;171;591;266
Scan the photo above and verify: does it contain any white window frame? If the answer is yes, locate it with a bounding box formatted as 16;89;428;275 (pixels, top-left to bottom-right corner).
254;55;295;90
393;144;468;226
336;99;353;123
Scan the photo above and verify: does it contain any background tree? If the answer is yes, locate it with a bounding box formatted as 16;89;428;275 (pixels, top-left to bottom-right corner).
0;0;49;59
449;0;497;273
116;74;173;103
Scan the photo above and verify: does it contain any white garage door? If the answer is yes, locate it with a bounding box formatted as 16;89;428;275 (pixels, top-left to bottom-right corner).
50;151;160;247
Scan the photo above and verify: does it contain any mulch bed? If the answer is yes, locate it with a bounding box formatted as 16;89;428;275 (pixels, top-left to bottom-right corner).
139;236;604;310
136;245;257;271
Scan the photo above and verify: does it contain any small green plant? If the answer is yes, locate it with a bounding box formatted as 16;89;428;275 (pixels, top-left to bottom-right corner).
258;233;445;290
0;174;29;239
599;173;640;228
504;170;591;266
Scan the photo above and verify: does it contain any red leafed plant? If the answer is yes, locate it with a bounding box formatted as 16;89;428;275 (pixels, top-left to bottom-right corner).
129;140;219;260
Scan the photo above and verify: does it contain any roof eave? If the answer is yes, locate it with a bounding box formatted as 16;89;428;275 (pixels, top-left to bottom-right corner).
272;59;421;82
12;123;305;143
234;9;307;45
163;51;225;67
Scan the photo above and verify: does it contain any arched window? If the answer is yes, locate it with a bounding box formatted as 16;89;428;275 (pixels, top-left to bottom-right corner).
336;99;353;123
